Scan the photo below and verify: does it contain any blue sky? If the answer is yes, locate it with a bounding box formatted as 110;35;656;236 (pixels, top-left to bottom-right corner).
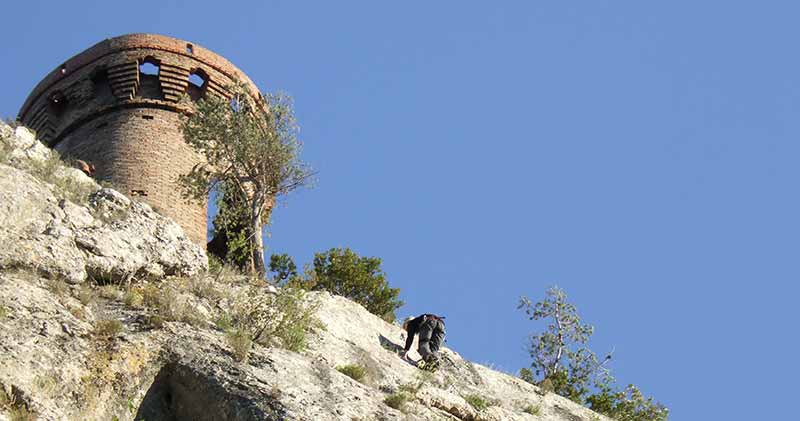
2;1;798;419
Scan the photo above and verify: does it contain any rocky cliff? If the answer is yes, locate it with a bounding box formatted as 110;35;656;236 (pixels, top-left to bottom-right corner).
0;122;610;421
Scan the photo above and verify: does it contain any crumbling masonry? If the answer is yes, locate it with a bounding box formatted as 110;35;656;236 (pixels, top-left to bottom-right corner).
18;33;262;245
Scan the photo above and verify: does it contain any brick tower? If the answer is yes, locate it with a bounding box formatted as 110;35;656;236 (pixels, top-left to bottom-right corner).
18;34;261;246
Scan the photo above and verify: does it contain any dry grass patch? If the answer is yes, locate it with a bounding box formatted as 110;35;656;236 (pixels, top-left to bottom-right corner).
68;305;87;320
0;385;36;421
123;288;144;308
93;319;123;340
98;284;122;300
75;284;95;306
46;279;69;296
226;327;252;363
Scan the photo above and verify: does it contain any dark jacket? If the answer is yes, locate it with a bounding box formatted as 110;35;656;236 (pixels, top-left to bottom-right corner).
404;314;444;352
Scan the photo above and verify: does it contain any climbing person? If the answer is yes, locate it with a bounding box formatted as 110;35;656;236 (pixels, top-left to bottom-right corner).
401;314;446;371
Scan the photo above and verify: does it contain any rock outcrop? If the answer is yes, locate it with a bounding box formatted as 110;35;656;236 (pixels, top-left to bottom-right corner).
0;123;207;284
0;123;609;420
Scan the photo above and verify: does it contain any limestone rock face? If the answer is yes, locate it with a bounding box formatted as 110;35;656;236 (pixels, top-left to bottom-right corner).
0;123;207;283
0;123;608;421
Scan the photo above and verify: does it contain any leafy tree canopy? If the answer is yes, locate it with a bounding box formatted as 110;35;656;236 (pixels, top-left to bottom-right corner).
270;248;403;322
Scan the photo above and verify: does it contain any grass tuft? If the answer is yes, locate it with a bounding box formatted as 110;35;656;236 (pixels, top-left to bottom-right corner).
93;319;123;339
523;404;541;415
464;394;496;412
384;391;412;412
226;327;252;363
336;364;366;383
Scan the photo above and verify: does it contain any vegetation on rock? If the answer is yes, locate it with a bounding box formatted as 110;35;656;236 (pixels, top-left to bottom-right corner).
519;286;668;420
336;364;367;383
273;248;403;322
180;85;313;276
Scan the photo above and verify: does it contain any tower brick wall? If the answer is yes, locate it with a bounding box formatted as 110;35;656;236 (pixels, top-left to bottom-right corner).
18;34;261;246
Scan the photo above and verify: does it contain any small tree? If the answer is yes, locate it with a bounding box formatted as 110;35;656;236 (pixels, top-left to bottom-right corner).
518;286;609;401
298;247;403;322
518;286;667;420
181;85;313;276
586;384;669;421
269;253;298;284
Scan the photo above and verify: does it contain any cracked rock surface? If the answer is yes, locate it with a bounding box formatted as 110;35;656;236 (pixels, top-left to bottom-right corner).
0;123;207;284
0;123;608;420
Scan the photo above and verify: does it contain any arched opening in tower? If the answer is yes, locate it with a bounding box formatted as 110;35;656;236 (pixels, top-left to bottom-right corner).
90;66;112;100
138;57;163;99
48;91;68;118
188;69;209;101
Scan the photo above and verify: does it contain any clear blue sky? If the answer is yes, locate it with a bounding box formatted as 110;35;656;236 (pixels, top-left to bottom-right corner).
2;2;798;419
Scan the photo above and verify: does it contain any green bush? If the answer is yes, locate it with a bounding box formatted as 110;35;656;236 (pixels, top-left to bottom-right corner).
522;404;541;415
336;364;367;383
269;253;298;284
298;248;403;322
384;391;412;412
586;384;668;421
463;394;496;412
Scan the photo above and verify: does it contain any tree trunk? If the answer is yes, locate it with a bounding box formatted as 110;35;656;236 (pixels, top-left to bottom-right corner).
250;202;266;278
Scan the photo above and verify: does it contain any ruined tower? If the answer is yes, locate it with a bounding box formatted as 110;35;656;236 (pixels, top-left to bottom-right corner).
18;34;262;246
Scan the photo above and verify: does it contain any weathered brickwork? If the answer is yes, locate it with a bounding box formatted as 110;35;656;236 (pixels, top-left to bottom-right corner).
18;34;262;246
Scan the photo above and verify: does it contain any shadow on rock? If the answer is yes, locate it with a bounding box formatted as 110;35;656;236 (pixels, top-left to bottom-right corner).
135;363;286;421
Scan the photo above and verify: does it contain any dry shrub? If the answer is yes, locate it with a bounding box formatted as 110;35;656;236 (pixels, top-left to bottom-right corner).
98;284;122;300
226;286;321;352
93;319;123;339
226;327;252;363
76;285;95;305
138;283;206;327
123;289;144;308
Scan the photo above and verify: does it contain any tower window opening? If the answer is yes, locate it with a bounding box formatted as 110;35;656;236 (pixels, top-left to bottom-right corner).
142;115;154;120
188;69;209;101
139;58;160;76
90;66;111;98
138;57;163;99
48;91;68;117
188;73;206;88
186;43;194;54
60;64;67;75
